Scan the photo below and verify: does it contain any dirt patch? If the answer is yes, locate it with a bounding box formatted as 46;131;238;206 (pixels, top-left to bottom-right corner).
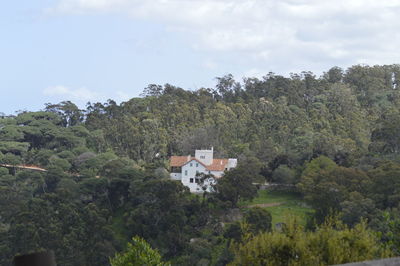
246;202;284;208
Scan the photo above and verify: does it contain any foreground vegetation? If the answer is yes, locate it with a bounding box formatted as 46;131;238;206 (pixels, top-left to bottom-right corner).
230;217;392;266
2;64;400;264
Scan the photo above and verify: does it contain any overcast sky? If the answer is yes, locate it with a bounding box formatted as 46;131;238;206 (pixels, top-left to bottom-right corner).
1;0;400;114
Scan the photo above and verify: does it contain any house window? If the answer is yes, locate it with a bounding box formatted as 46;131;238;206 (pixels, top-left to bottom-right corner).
185;170;188;176
200;155;205;159
190;163;193;167
196;163;199;167
195;178;199;183
190;178;194;183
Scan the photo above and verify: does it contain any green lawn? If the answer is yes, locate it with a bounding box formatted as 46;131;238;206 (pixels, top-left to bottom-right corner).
240;190;314;226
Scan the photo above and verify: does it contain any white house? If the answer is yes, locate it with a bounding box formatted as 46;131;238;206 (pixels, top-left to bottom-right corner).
169;148;237;192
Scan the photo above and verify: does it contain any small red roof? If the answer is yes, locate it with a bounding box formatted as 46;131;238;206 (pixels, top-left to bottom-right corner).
206;159;229;171
170;156;191;167
170;156;229;171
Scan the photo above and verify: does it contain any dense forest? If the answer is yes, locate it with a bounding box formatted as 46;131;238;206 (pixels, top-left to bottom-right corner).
2;64;400;265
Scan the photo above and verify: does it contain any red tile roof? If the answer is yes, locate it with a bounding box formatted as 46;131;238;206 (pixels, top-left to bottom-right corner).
206;159;229;171
170;156;191;167
170;156;229;171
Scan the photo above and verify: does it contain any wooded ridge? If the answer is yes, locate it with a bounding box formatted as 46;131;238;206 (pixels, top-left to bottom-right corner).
2;64;400;265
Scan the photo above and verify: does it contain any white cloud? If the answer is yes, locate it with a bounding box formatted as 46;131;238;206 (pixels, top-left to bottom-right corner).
43;85;103;102
47;0;400;74
43;85;135;105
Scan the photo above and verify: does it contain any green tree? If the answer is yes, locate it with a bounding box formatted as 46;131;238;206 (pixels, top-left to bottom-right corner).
229;216;391;266
323;66;343;83
298;156;371;223
223;222;243;243
368;161;400;209
215;166;258;207
370;112;400;154
110;236;170;266
126;179;206;258
1;153;22;166
340;192;376;227
272;165;296;184
244;207;272;234
370;210;400;255
45;101;84;127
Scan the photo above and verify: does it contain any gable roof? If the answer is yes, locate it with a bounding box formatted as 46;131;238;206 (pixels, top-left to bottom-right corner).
170;156;191;167
182;158;208;168
170;156;229;171
206;159;229;171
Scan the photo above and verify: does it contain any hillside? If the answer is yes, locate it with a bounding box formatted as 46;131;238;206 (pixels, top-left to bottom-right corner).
2;64;400;265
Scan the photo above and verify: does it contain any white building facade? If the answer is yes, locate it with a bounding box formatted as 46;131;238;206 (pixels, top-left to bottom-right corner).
170;148;237;192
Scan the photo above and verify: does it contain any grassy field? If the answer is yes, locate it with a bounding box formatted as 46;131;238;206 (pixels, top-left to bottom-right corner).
240;190;314;226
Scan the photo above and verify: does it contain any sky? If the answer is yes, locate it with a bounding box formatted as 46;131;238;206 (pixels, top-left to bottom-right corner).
1;0;400;115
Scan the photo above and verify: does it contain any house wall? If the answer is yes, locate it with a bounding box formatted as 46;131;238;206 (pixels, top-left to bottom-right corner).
228;158;238;169
181;160;207;192
195;149;213;165
170;173;182;180
170;149;238;193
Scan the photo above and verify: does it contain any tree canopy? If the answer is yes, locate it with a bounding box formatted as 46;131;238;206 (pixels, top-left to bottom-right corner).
2;64;400;265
